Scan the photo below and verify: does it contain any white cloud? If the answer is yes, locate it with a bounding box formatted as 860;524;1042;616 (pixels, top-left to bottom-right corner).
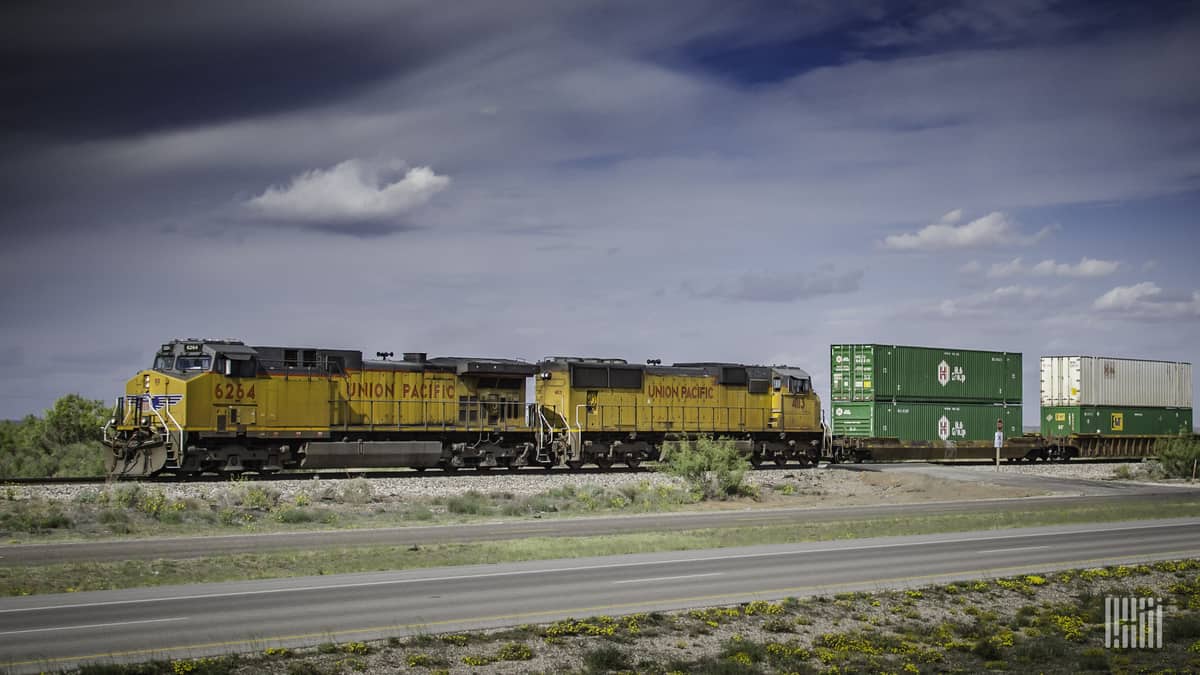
925;284;1070;318
1031;257;1120;277
982;256;1119;278
986;257;1026;278
1093;282;1200;319
245;159;449;228
882;211;1052;251
939;208;964;225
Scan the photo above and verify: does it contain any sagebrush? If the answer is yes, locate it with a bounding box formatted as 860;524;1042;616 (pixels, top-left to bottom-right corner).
657;436;750;499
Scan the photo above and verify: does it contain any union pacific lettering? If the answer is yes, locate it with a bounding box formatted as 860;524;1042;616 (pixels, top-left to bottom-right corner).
648;383;715;400
345;382;458;399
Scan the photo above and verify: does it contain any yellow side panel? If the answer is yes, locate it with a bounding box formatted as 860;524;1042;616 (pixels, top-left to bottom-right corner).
779;392;821;432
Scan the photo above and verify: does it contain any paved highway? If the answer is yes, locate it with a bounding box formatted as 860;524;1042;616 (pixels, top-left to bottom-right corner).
3;488;1195;566
1;517;1197;673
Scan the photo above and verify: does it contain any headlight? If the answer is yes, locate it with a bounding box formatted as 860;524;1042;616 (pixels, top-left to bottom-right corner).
143;374;151;391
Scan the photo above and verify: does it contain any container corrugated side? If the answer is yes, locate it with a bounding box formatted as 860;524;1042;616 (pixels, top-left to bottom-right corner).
1040;356;1192;408
831;344;1021;403
1040;405;1193;437
832;401;1021;441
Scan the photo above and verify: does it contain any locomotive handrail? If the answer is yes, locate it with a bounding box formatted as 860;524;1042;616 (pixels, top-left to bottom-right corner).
574;402;772;433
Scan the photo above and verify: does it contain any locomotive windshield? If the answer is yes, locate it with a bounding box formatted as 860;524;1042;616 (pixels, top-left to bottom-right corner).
176;356;212;371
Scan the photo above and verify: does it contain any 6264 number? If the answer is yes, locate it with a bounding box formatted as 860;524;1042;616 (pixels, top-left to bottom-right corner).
213;383;256;401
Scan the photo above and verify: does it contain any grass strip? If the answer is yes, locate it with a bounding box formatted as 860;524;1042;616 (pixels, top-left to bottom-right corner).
4;498;1199;596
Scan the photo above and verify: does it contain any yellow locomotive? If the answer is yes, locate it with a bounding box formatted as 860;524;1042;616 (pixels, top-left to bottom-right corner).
106;339;541;476
535;359;825;468
104;339;827;476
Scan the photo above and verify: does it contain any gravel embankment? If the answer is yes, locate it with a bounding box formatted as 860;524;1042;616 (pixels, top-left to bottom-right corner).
7;469;836;504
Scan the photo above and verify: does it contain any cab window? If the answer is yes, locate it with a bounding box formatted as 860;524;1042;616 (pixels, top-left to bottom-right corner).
153;356;174;371
176;356;212;372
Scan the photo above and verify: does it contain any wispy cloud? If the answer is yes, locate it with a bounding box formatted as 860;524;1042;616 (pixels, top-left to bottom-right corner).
882;211;1053;251
245;159;449;235
975;256;1120;278
1093;282;1200;320
925;284;1071;318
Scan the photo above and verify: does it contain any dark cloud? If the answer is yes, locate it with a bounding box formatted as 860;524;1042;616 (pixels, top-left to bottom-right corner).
0;3;459;142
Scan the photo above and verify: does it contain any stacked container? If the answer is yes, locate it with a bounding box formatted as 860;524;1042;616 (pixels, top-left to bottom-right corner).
1040;356;1193;437
831;344;1022;442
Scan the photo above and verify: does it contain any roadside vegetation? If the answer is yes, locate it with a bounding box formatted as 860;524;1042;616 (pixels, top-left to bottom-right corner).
0;394;108;478
0;477;712;541
55;558;1200;674
1156;437;1200;480
658;436;752;499
4;497;1198;596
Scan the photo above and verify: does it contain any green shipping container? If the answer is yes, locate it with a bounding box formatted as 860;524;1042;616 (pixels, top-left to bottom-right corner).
831;401;1021;442
1040;406;1193;437
831;344;1022;403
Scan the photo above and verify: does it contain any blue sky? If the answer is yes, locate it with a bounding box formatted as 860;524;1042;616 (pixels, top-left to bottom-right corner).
0;0;1198;424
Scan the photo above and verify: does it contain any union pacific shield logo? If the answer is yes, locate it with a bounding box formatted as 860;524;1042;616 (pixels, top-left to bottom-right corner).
127;394;184;411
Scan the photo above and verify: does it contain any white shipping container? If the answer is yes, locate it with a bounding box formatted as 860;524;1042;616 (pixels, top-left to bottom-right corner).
1040;356;1192;408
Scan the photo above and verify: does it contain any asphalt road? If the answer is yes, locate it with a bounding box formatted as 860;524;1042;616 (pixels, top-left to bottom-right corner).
1;518;1198;673
2;488;1195;566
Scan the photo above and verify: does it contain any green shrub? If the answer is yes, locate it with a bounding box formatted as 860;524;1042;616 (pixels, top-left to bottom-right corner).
1167;611;1200;640
339;478;374;505
496;642;533;661
135;488;168;518
0;501;71;532
1156;438;1200;479
657;436;750;500
274;507;318;524
404;505;435;521
112;483;143;508
446;491;491;515
240;485;279;510
583;644;631;673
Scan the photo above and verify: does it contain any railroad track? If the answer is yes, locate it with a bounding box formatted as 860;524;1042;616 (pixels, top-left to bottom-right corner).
1;457;1145;486
1;465;654;486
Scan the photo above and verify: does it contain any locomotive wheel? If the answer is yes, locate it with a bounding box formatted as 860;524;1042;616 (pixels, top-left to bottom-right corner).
594;456;612;470
774;455;788;468
625;456;641;470
567;460;584;470
750;454;763;468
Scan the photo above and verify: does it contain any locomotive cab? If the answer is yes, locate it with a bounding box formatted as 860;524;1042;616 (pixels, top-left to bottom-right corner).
106;339;254;476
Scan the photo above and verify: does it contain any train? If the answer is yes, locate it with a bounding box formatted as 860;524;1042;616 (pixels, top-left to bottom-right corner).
103;339;823;477
102;338;1193;477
